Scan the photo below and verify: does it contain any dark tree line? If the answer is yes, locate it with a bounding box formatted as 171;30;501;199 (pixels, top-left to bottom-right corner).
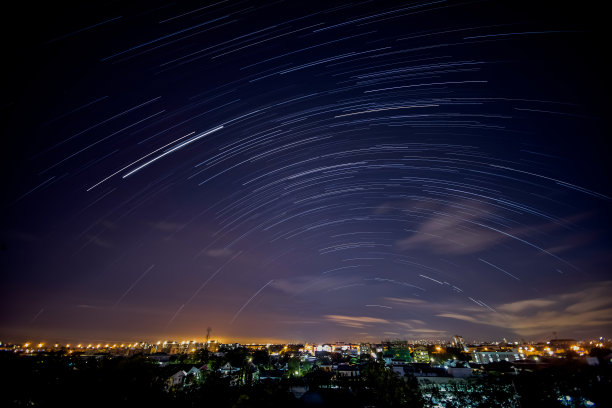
0;351;170;408
0;351;424;408
2;350;610;408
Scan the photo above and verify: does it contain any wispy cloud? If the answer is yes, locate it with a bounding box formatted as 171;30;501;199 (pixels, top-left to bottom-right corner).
385;297;426;304
394;200;506;254
497;299;557;313
271;276;330;295
205;248;235;258
325;314;390;328
393;199;596;257
438;281;612;336
437;312;478;323
407;328;448;335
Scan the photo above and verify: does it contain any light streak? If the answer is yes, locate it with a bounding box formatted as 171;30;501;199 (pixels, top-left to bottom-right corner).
123;126;223;178
230;280;275;324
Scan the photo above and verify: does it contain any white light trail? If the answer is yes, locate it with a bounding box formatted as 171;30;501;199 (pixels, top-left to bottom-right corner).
230;280;274;324
86;131;196;191
123;125;223;178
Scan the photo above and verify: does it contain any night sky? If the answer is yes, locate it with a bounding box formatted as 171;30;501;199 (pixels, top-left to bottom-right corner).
1;0;610;344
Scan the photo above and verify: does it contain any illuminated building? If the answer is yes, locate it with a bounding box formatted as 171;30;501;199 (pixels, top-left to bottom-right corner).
452;335;467;351
412;345;430;363
472;349;525;364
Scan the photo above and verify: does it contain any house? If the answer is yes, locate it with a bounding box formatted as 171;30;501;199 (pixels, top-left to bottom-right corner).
185;366;202;384
259;369;285;380
148;352;171;365
219;362;241;376
169;370;187;388
165;365;205;389
337;364;360;377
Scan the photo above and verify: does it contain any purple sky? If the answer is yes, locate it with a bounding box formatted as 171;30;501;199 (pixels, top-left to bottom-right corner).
1;0;610;344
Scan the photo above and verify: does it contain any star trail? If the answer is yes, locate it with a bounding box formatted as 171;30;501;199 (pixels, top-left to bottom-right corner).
1;0;610;344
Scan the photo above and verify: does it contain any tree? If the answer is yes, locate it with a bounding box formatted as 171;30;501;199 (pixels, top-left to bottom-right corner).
301;359;313;373
330;352;345;364
304;367;333;389
356;361;424;408
252;349;270;368
225;347;250;368
514;363;612;408
589;347;611;359
287;357;300;376
195;347;211;364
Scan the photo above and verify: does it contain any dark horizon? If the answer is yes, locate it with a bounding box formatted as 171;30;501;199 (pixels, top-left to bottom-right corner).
1;1;610;344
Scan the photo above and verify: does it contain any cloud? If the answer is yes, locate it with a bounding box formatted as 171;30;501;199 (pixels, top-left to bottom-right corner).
390;320;447;336
374;202;401;215
368;278;425;291
561;284;612;313
437;313;479;324
392;319;434;331
497;299;557;313
406;328;448;335
271;276;331;295
272;275;364;296
329;283;366;291
385;297;426;305
565;298;612;314
438;281;612;336
394;200;506;254
409;328;447;333
325;314;390;328
205;248;235;258
393;199;597;257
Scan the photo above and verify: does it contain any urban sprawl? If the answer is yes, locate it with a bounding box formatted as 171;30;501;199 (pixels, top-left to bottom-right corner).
2;335;610;407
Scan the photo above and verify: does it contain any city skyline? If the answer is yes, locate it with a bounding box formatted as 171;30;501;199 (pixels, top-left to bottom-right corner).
3;334;610;349
1;1;610;344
